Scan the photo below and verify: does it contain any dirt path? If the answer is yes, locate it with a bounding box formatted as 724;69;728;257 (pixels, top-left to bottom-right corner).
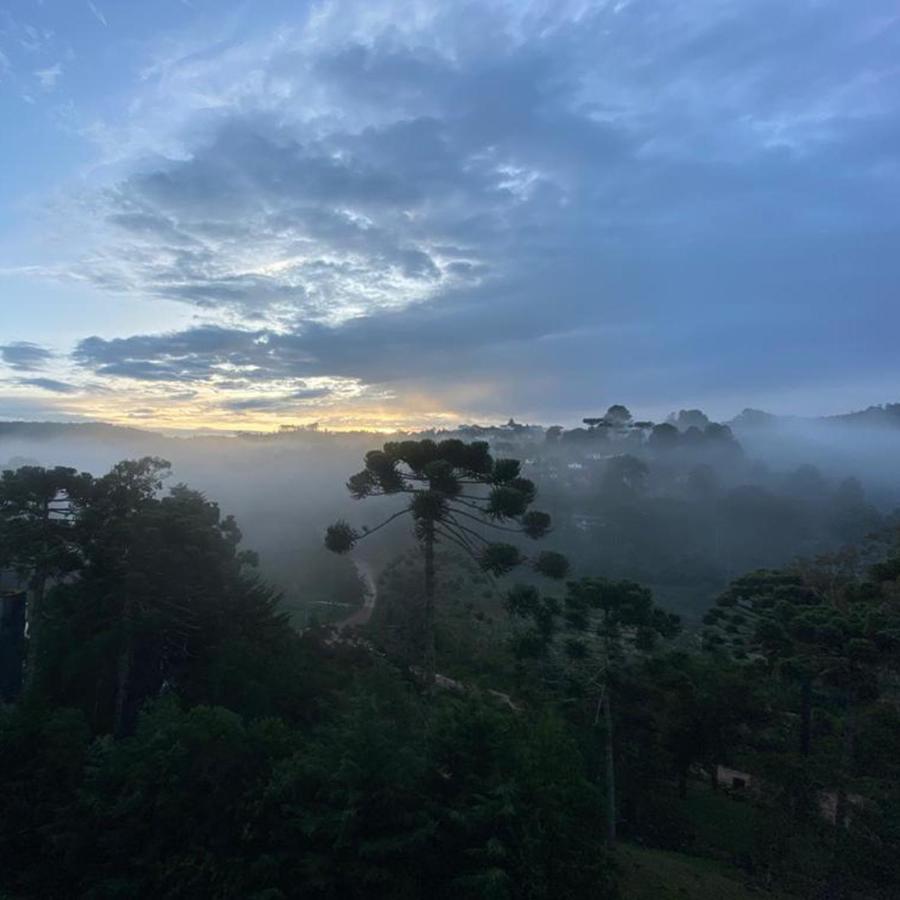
334;559;377;631
326;560;521;709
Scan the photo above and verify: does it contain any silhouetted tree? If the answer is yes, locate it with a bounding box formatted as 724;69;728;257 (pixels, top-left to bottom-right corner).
648;423;680;452
0;465;93;696
670;409;710;431
80;458;171;735
601;454;648;499
41;466;278;734
604;405;632;427
704;570;823;757
325;439;567;684
704;563;900;783
507;577;679;842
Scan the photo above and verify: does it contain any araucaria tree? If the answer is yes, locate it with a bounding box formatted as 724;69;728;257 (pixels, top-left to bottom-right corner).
507;577;680;842
703;570;825;757
703;563;900;826
324;439;568;684
0;465;93;696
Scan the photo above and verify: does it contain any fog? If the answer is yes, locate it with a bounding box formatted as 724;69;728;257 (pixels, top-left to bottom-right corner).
0;424;383;623
732;412;900;509
3;405;898;626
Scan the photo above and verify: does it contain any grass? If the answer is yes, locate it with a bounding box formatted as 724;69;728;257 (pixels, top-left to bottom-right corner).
616;843;796;900
682;781;757;858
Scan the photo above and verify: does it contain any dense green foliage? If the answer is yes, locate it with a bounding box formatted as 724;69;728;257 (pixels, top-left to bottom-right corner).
326;439;566;683
0;686;613;899
1;450;899;899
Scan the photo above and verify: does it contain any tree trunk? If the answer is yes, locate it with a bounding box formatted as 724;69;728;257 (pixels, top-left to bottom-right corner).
113;595;135;737
799;677;813;757
422;521;436;687
602;688;617;843
834;695;856;831
23;568;47;699
0;591;26;703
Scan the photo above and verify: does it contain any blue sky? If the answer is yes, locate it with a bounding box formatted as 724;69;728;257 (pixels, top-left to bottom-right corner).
1;0;899;430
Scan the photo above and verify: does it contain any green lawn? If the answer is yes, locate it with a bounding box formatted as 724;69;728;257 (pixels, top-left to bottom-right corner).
617;843;796;900
682;781;757;858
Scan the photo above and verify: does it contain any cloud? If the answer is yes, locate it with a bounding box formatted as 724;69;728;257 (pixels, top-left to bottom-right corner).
0;342;54;371
34;61;62;89
20;0;900;421
221;387;332;412
65;112;512;322
0;394;85;422
74;326;275;382
17;377;79;394
87;2;107;28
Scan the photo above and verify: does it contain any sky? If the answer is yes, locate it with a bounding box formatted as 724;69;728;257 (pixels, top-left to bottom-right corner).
0;0;898;431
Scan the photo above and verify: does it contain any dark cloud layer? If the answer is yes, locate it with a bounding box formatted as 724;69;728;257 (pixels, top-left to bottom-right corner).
51;1;900;418
17;377;79;394
1;342;54;372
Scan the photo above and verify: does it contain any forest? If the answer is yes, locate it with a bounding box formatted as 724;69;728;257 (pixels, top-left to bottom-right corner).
1;406;899;899
4;0;899;894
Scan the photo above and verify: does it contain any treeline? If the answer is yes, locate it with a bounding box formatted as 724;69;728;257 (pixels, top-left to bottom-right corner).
524;409;890;619
2;407;896;629
1;447;899;898
0;456;605;898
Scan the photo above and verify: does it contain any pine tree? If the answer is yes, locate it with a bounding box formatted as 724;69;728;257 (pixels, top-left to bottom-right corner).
325;439;568;684
507;576;679;842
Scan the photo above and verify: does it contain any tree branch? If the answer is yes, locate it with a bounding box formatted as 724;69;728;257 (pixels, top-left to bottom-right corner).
355;507;413;540
435;525;480;563
444;514;492;546
452;496;493;511
448;505;526;534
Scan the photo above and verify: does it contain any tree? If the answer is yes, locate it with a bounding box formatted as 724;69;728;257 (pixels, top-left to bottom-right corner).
601;454;648;499
560;427;593;445
703;561;900;825
703;569;826;757
828;477;882;544
42;467;282;734
506;577;680;842
647;652;768;798
648;423;680;452
0;590;26;702
686;463;719;500
670;409;710;431
604;405;632;427
703;422;743;459
80;458;172;735
324;439;567;685
0;465;94;696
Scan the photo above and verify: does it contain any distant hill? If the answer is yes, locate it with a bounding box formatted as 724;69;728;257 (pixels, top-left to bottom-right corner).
2;401;900;446
730;403;900;430
824;402;900;427
729;408;784;429
0;421;157;442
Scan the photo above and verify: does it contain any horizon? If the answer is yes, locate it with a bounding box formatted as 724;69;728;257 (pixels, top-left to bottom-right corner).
2;397;899;438
2;1;899;430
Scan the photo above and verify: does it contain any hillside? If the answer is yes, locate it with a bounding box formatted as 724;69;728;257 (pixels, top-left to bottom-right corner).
618;845;796;900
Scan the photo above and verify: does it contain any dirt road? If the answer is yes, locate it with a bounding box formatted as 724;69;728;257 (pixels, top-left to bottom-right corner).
334;559;377;631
